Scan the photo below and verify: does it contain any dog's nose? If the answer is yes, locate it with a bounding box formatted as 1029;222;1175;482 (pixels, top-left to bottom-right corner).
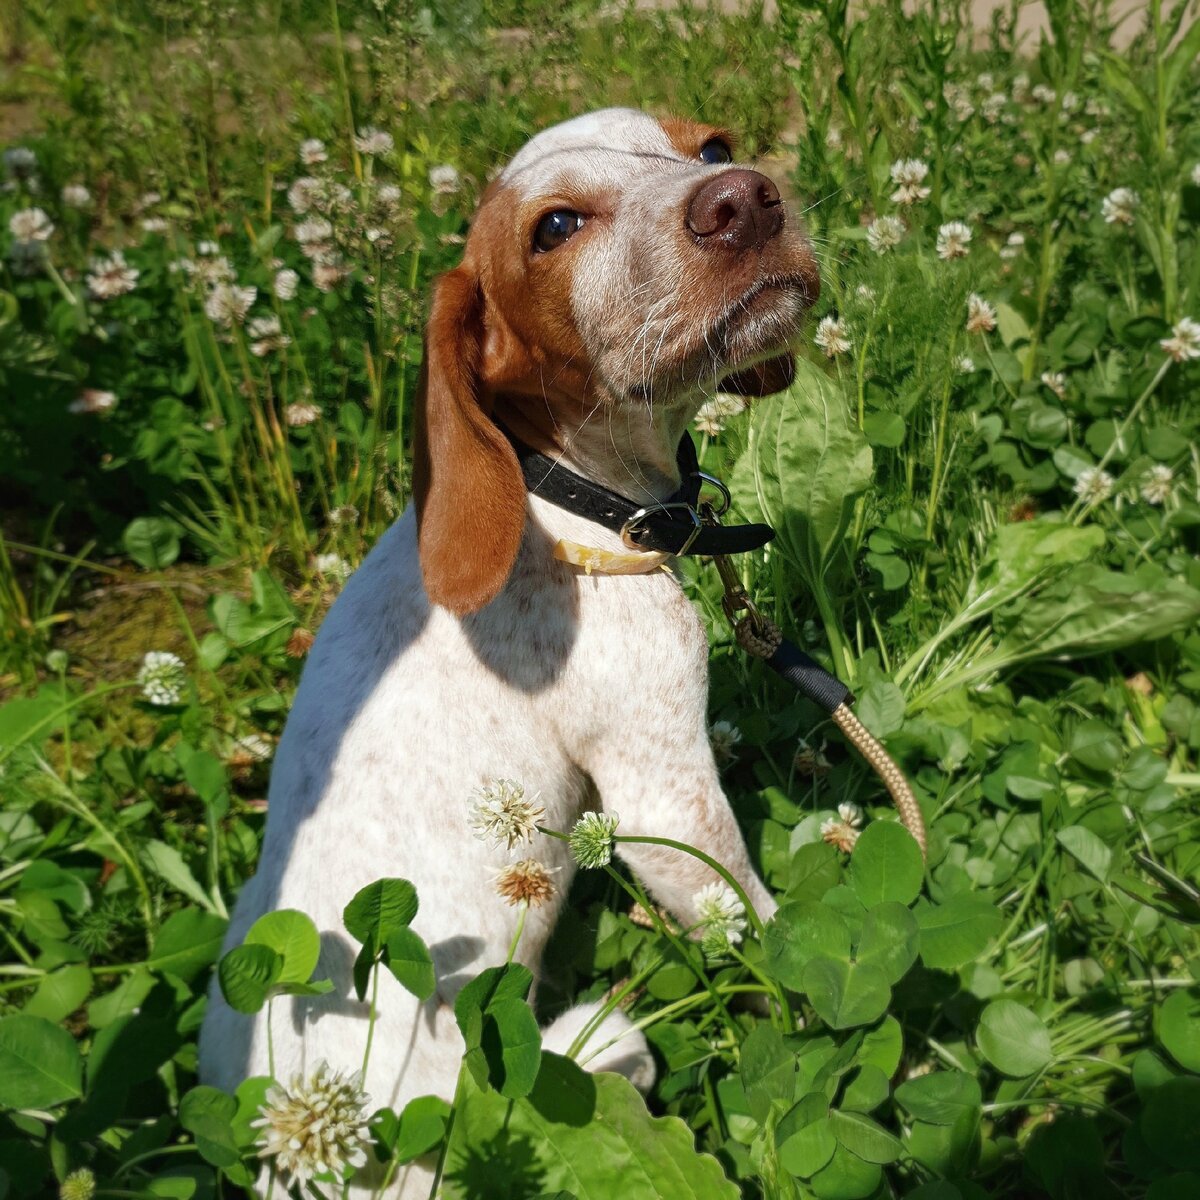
686;169;783;251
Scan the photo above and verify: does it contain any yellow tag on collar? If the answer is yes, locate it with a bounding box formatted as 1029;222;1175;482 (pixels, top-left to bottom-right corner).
553;539;671;576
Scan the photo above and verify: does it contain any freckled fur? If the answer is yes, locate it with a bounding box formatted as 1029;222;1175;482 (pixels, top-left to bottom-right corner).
199;108;818;1198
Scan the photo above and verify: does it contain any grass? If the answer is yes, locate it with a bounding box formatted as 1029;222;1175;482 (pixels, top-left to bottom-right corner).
1;1;1199;1198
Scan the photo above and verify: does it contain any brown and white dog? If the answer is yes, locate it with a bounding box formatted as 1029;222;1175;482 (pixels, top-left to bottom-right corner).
200;107;819;1196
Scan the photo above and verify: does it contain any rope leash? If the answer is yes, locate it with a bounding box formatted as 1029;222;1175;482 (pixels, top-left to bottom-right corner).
706;506;928;860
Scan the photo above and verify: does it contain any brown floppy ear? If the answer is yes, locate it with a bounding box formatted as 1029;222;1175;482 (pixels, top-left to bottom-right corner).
720;354;796;397
412;266;527;615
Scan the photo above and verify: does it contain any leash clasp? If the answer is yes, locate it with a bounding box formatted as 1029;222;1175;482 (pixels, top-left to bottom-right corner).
620;501;703;554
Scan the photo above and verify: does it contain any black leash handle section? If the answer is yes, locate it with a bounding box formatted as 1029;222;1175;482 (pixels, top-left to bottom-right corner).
764;639;854;714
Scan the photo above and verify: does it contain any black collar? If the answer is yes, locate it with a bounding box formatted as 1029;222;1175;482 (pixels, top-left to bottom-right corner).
503;428;775;558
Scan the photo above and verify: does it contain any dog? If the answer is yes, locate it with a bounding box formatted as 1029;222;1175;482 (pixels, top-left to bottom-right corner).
199;107;819;1195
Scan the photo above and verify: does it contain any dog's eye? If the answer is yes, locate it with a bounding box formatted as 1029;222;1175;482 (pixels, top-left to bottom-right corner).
533;210;584;253
699;139;732;165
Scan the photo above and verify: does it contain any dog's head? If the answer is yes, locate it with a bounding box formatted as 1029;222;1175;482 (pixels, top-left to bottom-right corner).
414;108;820;614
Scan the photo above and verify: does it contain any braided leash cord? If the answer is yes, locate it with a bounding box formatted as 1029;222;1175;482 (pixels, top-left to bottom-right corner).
734;613;928;859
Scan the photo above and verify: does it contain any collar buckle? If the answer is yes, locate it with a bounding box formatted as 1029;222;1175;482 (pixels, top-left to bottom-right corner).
620;501;703;555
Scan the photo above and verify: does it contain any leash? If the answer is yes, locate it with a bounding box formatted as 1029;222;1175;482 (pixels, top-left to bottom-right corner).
506;429;928;858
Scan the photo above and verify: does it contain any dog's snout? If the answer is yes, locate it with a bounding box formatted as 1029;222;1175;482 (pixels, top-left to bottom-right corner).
686;169;783;252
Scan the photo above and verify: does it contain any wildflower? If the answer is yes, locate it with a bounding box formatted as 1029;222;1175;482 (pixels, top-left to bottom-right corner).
976;71;994;91
429;164;461;195
825;126;843;150
59;1169;96;1200
1040;371;1067;399
693;394;745;436
375;182;402;210
1053;149;1072;166
196;239;219;256
1080;128;1099;145
936;221;972;260
866;215;905;254
314;552;351;580
231;732;274;763
1060;91;1079;112
299;138;327;166
1031;84;1056;104
141;217;168;234
1160;316;1200;363
494;859;558;908
354;127;394;156
982;92;1006;122
1101;188;1139;226
966;293;997;334
312;258;347;292
1073;467;1114;504
814;314;852;357
889;159;930;206
855;284;876;304
821;812;860;852
693;882;746;953
286;627;316;657
285;400;322;426
957;355;976;373
253;1061;370;1185
569;811;620;869
68;388;118;415
204;283;256;327
274;268;299;300
1011;73;1030;101
9;207;53;242
288;176;322;214
709;719;743;764
137;651;186;706
86;250;139;299
329;504;360;526
136;190;162;212
1140;464;1174;505
469;779;544;852
194;255;235;286
293;216;332;248
61;184;90;207
248;314;291;356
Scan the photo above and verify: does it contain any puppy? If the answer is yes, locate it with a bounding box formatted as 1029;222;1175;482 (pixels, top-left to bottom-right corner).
200;107;819;1195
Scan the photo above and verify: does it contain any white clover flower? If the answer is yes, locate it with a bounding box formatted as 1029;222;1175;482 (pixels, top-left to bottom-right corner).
1031;84;1056;104
468;779;545;852
966;293;997;334
314;552;351;580
814;314;852;357
494;859;558;908
375;182;402;210
9;207;53;242
329;504;359;526
429;164;461;195
253;1061;370;1186
976;71;994;91
1102;188;1139;226
248;313;291;356
312;258;347;292
936;221;972;260
1073;466;1114;504
709;719;743;764
86;250;139;299
274;267;299;300
204;283;256;327
957;355;976;374
838;801;864;827
354;127;394;156
1001;231;1026;260
855;284;876;304
569;811;620;869
1140;464;1174;505
196;239;219;256
194;255;235;286
1053;149;1072;166
1060;91;1079;112
1160;316;1200;363
68;388;117;415
982;93;1007;122
821;815;860;853
1011;73;1030;101
1080;128;1099;145
141;217;168;234
285;400;322;426
1040;371;1067;399
61;184;91;208
889;159;930;206
693;882;746;952
299;138;327;166
136;190;162;212
866;215;906;254
293;215;332;247
693;394;745;436
138;651;186;706
288;176;322;214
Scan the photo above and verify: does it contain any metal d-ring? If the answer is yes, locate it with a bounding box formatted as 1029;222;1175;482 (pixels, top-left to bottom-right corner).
620;501;703;554
693;470;732;516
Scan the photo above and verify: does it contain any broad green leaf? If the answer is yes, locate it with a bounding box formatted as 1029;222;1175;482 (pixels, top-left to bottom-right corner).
841;1063;889;1114
895;1070;982;1125
915;895;1002;970
343;879;419;946
385;927;435;1001
22;964;92;1023
787;842;843;902
802;958;891;1030
859;1017;903;1077
454;964;541;1099
847;822;923;907
1056;826;1113;883
763;902;851;990
1157;990;1200;1074
739;1022;795;1122
855;682;906;738
245;910;321;985
141;841;219;914
976;1000;1052;1077
828;1108;902;1163
232;1076;273;1148
217;944;282;1014
179;1085;239;1169
123;516;181;570
0;1014;84;1109
730;358;873;592
1067;719;1124;771
777;1091;835;1178
373;1094;452;1164
148;909;229;983
1141;1078;1200;1171
810;1140;882;1199
855;902;918;984
444;1052;739;1199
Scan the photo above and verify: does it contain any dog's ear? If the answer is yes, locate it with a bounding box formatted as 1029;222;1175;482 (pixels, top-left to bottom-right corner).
412;266;526;615
719;354;796;397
